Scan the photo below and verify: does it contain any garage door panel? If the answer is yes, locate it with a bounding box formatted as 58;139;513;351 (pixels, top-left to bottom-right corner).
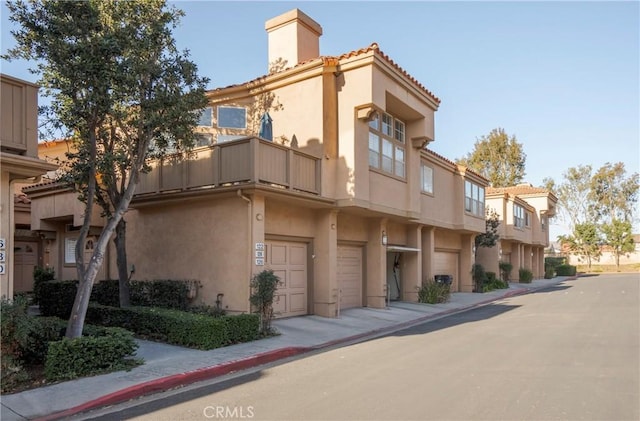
433;251;459;292
270;245;287;264
337;245;363;309
273;294;287;314
266;241;308;317
290;245;306;264
290;293;306;312
289;269;306;288
272;269;287;288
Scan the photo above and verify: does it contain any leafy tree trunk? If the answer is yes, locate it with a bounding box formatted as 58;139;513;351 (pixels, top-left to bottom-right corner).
115;218;131;307
67;171;139;338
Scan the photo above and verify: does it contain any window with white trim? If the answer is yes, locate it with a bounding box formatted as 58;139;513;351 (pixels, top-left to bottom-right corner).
368;112;405;178
525;211;531;227
421;162;434;194
464;180;485;217
514;204;525;228
65;238;77;264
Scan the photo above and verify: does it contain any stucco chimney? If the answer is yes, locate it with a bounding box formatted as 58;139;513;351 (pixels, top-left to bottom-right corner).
265;9;323;70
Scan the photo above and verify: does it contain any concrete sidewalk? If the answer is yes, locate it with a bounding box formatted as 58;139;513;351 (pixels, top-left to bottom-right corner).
0;277;572;421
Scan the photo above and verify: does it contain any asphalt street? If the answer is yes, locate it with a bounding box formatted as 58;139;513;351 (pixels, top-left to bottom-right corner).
70;273;639;421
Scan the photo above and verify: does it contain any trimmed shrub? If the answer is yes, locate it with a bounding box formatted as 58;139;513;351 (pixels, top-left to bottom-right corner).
225;314;261;344
1;297;33;390
499;262;513;282
85;304;259;350
417;280;451;304
544;266;556;279
519;268;533;283
188;304;227;318
556;264;577;276
250;270;280;335
472;264;487;292
44;327;138;381
39;280;78;318
91;279;191;310
545;257;567;269
33;266;56;304
90;280;120;307
481;272;510;292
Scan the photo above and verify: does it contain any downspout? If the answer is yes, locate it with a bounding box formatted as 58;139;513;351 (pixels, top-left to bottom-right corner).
237;189;252;314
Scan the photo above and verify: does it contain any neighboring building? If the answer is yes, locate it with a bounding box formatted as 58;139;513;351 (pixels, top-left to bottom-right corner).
1;73;58;298
477;184;557;280
21;138;107;283
22;9;555;318
562;234;640;267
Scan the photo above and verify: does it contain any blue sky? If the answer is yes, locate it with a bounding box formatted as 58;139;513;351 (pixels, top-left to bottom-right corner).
2;1;639;239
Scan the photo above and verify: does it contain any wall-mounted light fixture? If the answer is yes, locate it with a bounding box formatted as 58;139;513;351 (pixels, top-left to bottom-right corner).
382;231;388;246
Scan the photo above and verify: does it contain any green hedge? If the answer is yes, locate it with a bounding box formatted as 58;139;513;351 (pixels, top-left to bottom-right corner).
519;268;533;283
44;327;138;381
33;266;56;304
38;280;78;318
85;304;259;350
556;264;577;276
482;272;509;292
544;266;556;279
417;280;451;304
545;257;567;269
91;279;192;310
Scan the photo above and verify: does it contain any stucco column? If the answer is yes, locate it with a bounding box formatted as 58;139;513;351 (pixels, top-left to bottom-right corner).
402;224;422;302
535;247;544;278
313;209;338;317
248;193;265;314
1;172;13;299
422;226;435;284
459;234;474;292
367;218;387;308
512;243;521;280
523;245;532;271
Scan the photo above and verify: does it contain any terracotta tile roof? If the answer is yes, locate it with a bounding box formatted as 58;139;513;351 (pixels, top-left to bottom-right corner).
208;43;441;105
423;148;488;184
487;184;551;196
21;178;63;192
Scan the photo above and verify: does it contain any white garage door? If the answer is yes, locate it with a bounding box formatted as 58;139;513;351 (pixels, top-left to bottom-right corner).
433;251;459;292
337;245;363;310
266;240;308;317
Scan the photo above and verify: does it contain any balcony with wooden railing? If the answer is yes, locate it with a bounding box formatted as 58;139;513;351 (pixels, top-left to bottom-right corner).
135;137;321;198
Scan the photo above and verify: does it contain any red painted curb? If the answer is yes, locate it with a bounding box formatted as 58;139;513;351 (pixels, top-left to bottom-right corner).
34;346;308;421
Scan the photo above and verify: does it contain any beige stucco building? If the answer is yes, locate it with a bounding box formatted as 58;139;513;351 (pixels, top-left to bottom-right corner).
477;184;557;280
20;9;556;318
1;74;58;298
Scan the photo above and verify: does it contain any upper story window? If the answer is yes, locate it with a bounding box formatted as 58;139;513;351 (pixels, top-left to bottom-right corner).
541;213;546;231
197;107;213;127
514;204;525;228
421;162;434;194
368;112;405;178
525;211;531;227
464;180;484;217
218;106;246;129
